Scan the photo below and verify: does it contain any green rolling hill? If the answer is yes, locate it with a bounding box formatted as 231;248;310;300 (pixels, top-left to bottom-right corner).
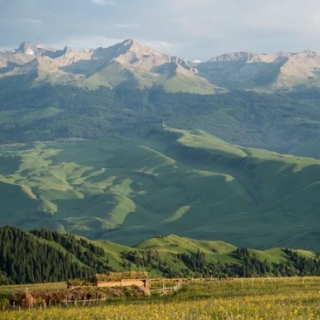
0;226;319;285
0;127;320;250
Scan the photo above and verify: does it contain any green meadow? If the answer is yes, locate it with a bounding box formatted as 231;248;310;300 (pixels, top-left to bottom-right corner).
0;127;320;249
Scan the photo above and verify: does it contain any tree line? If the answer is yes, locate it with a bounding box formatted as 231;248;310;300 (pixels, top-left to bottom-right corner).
2;226;320;285
122;247;320;279
0;226;112;285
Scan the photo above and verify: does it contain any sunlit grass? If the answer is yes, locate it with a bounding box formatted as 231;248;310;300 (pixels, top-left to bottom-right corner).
2;127;320;249
2;277;320;319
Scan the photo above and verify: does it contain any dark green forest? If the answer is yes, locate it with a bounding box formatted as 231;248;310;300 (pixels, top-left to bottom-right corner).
1;84;320;151
0;226;112;285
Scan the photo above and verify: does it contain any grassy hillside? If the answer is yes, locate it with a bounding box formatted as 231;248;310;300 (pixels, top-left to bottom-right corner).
1;127;320;250
81;61;218;94
1;226;319;285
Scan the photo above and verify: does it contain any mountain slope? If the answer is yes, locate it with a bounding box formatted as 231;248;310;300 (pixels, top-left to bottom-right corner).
1;127;320;250
197;50;320;90
3;39;320;92
1;85;320;153
0;39;218;94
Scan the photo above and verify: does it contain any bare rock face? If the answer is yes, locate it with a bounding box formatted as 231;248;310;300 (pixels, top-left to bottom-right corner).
198;50;320;89
1;39;320;92
0;39;216;93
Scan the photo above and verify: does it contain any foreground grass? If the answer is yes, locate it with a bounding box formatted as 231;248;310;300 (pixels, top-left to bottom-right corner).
0;283;66;295
2;277;320;319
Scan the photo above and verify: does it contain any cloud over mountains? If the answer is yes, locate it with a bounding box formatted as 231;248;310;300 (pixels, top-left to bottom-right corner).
0;0;320;59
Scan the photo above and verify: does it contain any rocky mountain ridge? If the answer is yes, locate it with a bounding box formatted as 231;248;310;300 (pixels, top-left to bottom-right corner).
1;39;320;92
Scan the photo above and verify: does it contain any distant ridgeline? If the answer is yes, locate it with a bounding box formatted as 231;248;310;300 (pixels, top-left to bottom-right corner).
1;226;320;285
1;85;320;152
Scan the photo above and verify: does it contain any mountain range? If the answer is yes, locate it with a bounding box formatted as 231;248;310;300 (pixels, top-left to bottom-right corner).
2;39;320;252
2;39;320;92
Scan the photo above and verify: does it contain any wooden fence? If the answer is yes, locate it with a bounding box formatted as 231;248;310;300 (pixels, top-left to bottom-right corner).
150;281;183;296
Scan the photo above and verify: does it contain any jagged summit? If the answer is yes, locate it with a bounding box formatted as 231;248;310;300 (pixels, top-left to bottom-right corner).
16;41;67;58
62;45;72;53
110;38;166;59
2;39;320;92
208;51;254;62
121;38;139;47
17;41;37;55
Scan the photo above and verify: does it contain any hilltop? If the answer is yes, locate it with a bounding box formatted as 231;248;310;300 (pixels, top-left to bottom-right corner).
1;127;320;249
0;226;319;285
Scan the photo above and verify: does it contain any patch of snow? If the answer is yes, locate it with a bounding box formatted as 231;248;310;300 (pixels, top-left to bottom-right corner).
25;49;35;56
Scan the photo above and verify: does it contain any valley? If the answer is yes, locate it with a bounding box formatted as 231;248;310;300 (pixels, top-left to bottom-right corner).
1;39;320;253
2;2;320;319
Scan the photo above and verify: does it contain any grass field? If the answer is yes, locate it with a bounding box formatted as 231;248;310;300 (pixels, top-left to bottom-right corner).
2;277;320;319
0;282;66;295
1;127;320;249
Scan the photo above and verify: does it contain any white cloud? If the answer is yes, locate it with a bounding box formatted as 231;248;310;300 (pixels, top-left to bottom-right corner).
19;18;43;24
47;36;123;50
2;0;320;60
142;40;173;50
143;0;320;58
113;23;139;29
90;0;115;5
2;18;42;24
0;45;14;51
44;36;183;57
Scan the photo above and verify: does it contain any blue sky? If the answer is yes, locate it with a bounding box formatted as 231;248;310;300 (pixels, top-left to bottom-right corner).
1;0;320;60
